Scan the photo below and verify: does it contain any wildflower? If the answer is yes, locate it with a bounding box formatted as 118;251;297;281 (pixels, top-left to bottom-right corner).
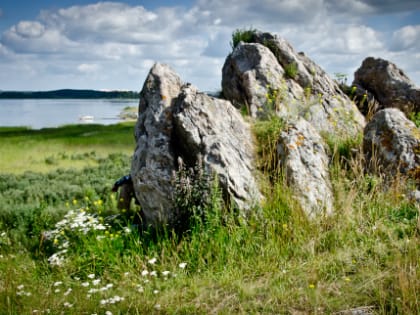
88;288;99;294
87;273;95;279
137;285;144;293
344;277;351;282
162;271;170;277
81;282;90;287
63;302;73;308
64;288;72;296
148;257;157;265
54;289;61;293
154;304;161;310
92;279;101;286
105;311;113;315
179;262;187;269
53;281;63;287
17;284;25;290
72;199;78;205
309;284;315;289
150;271;157;277
153;290;159;294
141;270;149;276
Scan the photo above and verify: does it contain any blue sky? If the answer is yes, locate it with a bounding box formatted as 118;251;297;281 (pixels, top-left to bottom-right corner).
0;0;419;91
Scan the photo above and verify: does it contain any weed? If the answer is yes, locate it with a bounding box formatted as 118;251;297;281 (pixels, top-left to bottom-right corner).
284;62;298;80
230;27;257;50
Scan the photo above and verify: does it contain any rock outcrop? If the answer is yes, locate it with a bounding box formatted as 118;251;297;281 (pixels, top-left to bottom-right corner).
222;31;365;137
277;118;333;218
173;85;261;211
131;63;260;228
363;108;420;178
131;63;183;226
353;57;420;115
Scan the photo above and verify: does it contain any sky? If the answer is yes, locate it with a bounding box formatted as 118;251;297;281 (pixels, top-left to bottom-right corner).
0;0;419;92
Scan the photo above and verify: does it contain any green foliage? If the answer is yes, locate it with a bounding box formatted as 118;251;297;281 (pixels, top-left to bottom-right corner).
409;111;420;128
0;153;131;252
284;62;298;80
230;27;257;50
324;132;363;162
171;156;215;233
253;115;285;175
265;84;282;112
0;120;419;314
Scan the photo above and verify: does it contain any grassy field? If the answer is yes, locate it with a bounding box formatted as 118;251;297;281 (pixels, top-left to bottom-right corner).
0;123;136;174
0;119;419;314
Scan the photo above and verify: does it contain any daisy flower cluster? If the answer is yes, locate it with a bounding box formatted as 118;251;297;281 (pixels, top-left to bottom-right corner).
46;208;110;266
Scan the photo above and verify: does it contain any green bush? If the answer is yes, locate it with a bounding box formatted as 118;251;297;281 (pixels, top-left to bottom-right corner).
230;27;257;49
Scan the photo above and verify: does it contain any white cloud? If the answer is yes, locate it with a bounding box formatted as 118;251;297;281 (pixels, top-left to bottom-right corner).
391;25;420;51
77;63;100;73
0;0;419;90
14;21;45;38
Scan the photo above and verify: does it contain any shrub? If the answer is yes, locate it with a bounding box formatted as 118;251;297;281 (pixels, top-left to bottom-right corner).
230;27;257;50
284;62;298;80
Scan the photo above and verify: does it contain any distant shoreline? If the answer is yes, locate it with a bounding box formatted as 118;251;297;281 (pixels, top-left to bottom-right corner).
0;89;139;99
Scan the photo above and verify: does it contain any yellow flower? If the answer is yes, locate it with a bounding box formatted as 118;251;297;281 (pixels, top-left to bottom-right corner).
53;239;59;245
72;199;78;205
344;277;351;282
309;284;315;289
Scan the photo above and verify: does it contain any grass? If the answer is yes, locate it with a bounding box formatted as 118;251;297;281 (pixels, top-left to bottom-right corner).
0;121;419;314
0;122;135;173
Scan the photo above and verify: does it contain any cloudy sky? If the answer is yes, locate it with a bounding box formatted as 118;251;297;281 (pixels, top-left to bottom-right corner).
0;0;419;92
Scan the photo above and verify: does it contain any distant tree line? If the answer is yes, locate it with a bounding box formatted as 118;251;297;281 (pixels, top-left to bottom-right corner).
0;89;139;99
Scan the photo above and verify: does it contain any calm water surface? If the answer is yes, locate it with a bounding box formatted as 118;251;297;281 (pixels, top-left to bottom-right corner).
0;99;139;129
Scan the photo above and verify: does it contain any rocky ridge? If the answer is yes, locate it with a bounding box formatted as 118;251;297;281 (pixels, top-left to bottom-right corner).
130;30;420;228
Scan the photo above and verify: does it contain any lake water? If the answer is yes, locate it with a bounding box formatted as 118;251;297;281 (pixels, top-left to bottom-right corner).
0;99;139;129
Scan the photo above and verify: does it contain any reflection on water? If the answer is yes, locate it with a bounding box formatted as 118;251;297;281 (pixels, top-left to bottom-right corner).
0;99;138;129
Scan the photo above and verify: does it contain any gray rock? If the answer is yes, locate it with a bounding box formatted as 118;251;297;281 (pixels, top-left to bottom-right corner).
363;108;420;177
277;118;333;218
174;85;261;211
221;42;303;117
131;63;261;228
334;306;376;315
222;31;365;137
131;63;183;227
353;57;420;115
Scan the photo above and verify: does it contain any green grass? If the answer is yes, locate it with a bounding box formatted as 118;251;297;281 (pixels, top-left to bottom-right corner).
0;122;135;173
0;122;419;314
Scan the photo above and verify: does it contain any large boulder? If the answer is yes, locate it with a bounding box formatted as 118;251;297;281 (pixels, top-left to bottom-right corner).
131;63;183;226
363;108;420;179
353;57;420;115
222;31;365;137
131;63;261;228
173;85;261;210
277;118;333;218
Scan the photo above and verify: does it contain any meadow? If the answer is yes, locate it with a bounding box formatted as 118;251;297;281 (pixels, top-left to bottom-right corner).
0;119;419;314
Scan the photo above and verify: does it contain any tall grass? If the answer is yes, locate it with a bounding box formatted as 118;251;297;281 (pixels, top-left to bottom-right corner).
0;122;419;314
